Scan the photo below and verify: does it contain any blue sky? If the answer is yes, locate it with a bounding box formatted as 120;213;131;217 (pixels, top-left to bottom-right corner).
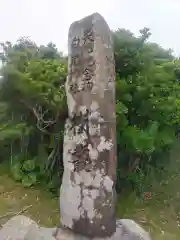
0;0;180;56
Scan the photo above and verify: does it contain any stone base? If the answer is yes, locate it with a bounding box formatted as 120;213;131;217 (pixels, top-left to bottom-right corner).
0;215;56;240
0;215;151;240
55;219;151;240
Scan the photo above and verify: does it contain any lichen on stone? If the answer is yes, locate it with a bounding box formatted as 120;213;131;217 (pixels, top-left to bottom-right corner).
88;144;99;160
90;101;100;112
97;136;113;152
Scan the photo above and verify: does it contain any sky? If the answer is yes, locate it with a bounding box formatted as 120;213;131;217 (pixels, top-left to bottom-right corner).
0;0;180;56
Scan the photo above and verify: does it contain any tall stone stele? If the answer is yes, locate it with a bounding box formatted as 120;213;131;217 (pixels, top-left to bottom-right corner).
60;13;117;238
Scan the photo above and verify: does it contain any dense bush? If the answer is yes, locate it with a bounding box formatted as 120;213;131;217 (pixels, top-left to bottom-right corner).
0;28;179;195
114;28;180;193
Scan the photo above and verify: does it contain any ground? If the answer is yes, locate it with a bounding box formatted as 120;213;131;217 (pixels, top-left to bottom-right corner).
0;173;180;240
0;143;179;239
0;173;59;228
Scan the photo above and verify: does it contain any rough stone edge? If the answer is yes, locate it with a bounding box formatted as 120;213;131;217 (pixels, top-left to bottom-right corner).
55;218;151;240
0;215;57;240
0;215;39;240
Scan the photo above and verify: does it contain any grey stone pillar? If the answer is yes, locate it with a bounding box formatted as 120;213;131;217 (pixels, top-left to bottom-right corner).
60;13;117;238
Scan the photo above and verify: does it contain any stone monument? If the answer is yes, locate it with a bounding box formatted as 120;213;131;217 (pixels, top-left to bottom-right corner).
59;12;117;238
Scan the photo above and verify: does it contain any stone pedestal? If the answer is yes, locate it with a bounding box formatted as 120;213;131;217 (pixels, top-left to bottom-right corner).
0;216;151;240
55;219;151;240
0;215;56;240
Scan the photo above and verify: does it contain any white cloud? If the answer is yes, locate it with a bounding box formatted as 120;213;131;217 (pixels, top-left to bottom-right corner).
0;0;180;56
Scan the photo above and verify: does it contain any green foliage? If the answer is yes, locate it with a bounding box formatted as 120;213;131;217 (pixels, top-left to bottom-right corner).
114;28;179;194
11;162;24;181
10;157;38;187
0;29;179;195
0;37;67;191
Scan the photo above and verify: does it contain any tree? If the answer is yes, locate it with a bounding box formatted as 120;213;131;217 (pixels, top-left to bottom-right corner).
113;28;180;193
0;29;179;195
0;38;67;189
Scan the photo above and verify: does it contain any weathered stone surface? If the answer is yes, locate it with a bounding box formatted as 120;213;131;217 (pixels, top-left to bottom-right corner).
0;215;57;240
60;12;117;238
39;226;57;236
55;219;151;240
117;219;151;240
25;226;56;240
0;215;39;240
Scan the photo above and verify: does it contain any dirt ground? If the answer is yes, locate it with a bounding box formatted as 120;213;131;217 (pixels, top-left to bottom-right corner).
0;174;180;239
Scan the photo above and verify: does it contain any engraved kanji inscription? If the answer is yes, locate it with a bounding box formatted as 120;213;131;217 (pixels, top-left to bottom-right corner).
72;36;80;47
83;27;94;45
83;67;94;81
72;55;81;66
67;109;93;172
69;83;79;94
69;143;92;172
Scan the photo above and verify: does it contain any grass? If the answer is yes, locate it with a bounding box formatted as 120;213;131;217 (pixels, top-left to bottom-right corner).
0;172;59;227
0;142;179;239
117;191;180;240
